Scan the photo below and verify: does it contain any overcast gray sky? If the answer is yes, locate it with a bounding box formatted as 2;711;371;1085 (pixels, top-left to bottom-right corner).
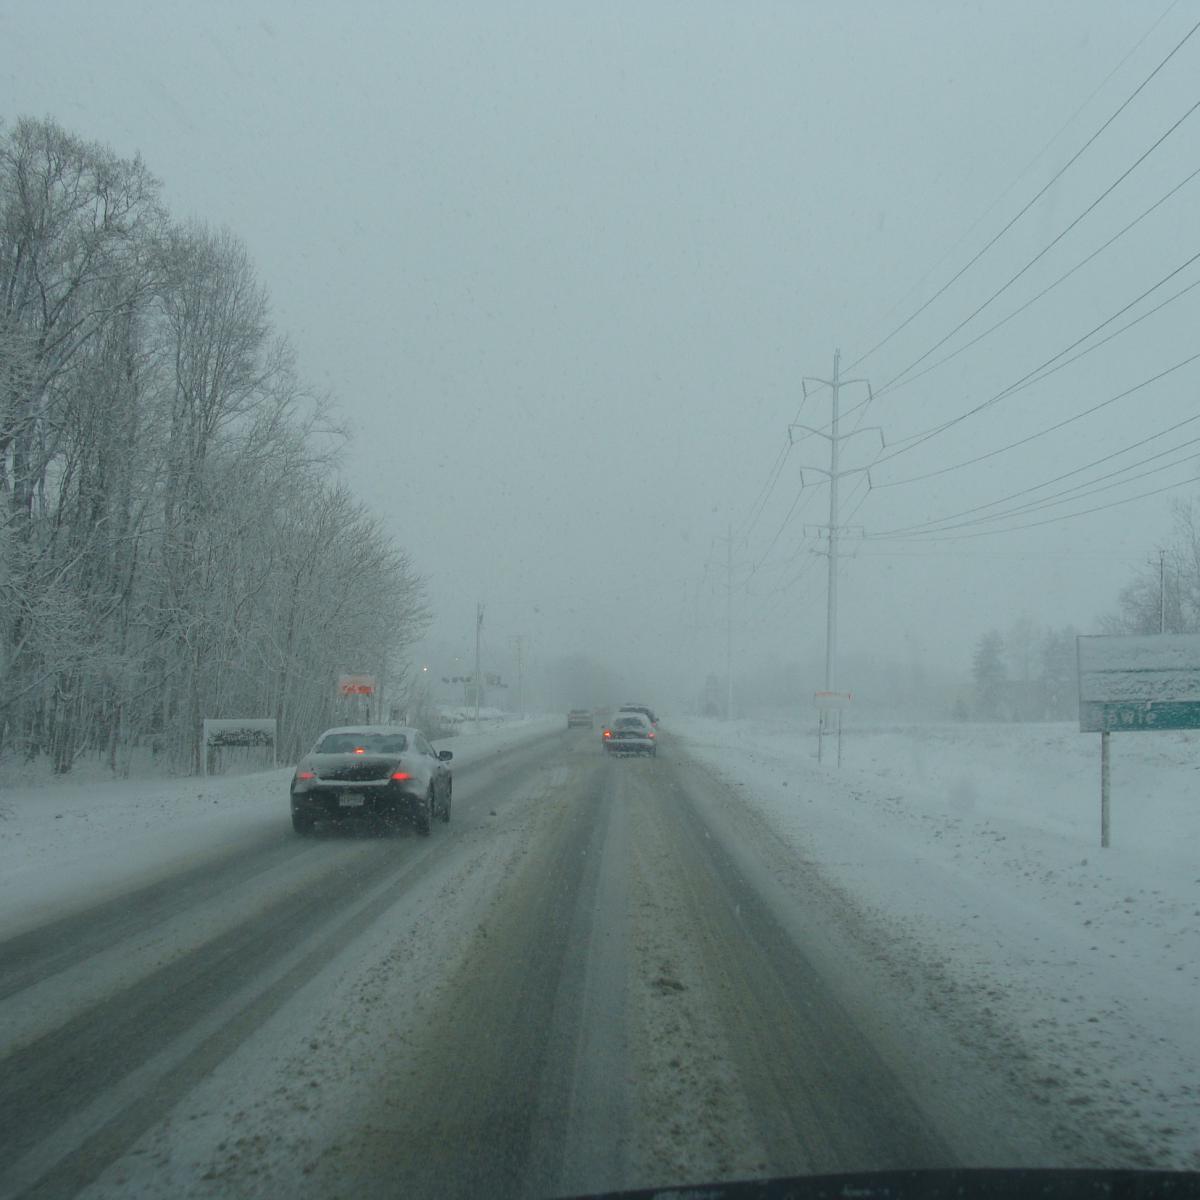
4;1;1198;708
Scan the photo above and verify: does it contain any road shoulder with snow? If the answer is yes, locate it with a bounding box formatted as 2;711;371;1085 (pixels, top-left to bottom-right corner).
666;716;1200;1170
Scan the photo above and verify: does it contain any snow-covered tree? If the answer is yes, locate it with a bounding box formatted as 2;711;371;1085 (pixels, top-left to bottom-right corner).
1005;613;1039;720
971;629;1006;720
1038;626;1079;721
0;119;428;773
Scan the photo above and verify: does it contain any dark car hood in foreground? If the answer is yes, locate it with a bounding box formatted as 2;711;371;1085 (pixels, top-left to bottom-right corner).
563;1169;1200;1200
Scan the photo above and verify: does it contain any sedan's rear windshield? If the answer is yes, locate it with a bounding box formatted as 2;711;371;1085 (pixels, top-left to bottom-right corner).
315;732;408;754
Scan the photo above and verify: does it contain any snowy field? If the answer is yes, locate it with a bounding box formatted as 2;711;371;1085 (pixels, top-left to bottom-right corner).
668;715;1200;1168
0;715;562;941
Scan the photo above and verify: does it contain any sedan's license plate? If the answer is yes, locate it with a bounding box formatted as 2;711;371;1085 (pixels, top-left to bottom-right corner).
338;792;364;807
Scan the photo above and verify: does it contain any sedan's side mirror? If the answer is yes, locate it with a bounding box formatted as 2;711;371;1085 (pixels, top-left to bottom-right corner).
438;750;453;761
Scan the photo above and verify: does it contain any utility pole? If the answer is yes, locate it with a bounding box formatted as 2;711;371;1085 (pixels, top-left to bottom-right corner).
711;523;737;721
793;350;879;761
474;602;484;728
726;521;734;721
512;634;527;718
826;353;841;695
1159;548;1166;634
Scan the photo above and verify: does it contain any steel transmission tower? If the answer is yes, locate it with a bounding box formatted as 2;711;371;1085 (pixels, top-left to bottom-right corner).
792;350;879;740
722;522;734;720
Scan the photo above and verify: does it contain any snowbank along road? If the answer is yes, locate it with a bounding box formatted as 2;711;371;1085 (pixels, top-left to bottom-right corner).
0;724;1167;1198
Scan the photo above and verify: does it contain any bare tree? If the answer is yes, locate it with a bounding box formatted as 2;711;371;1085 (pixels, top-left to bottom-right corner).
971;630;1006;720
0;120;429;776
1106;497;1200;636
0;117;160;524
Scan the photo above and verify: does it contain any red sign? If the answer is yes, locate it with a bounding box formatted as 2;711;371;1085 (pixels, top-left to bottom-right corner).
338;674;376;696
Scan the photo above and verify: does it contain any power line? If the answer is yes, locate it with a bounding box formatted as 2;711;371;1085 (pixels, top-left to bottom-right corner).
775;193;1200;465
845;13;1200;375
876;336;1200;488
872;418;1200;539
874;92;1200;399
758;481;866;580
854;548;1142;559
780;12;1198;476
736;438;792;545
748;479;812;575
691;535;718;620
857;1;1184;352
954;436;1200;526
734;380;832;546
787;218;1200;453
741;549;826;635
725;11;1200;628
870;160;1200;406
841;475;873;529
870;468;1200;543
871;247;1200;469
744;470;873;637
826;358;1200;550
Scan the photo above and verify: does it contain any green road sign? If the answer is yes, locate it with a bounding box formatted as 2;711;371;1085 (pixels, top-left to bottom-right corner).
1077;634;1200;733
1079;699;1200;733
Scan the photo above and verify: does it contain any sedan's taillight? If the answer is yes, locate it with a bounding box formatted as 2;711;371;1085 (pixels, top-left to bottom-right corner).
295;770;315;780
391;771;412;781
647;731;655;739
603;729;612;738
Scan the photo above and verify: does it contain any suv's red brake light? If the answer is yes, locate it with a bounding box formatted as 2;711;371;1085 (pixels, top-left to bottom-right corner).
391;771;412;781
602;729;612;738
296;770;315;780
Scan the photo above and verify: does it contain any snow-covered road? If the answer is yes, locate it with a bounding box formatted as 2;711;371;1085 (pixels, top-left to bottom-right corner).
668;716;1200;1172
0;718;1194;1198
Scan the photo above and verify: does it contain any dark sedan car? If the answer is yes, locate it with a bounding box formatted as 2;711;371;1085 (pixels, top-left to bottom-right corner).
289;725;452;836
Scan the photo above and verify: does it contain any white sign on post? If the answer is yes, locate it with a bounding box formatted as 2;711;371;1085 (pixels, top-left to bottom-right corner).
201;718;277;777
1077;633;1200;848
1077;634;1200;732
